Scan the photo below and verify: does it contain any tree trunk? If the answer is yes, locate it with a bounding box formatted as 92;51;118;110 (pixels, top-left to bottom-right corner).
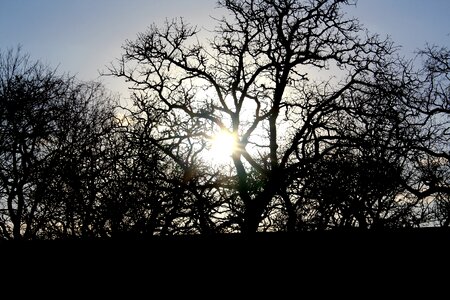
242;175;281;235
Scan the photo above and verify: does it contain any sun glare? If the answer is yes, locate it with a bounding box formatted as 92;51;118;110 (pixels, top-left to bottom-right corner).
208;130;237;163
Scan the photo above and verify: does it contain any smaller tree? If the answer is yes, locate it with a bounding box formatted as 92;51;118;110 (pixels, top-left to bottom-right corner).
288;150;420;230
407;45;450;226
36;81;119;238
0;47;73;239
0;47;119;239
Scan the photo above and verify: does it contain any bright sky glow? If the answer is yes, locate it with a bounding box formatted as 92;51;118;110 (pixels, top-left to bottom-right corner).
212;130;237;156
205;130;238;165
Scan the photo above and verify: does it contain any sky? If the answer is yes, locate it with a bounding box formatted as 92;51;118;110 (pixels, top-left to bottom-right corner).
1;0;449;97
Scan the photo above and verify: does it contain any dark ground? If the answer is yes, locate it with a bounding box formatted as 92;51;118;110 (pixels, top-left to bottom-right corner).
3;227;449;263
1;228;448;295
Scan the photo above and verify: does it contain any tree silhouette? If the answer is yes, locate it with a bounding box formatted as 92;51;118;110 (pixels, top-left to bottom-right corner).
110;0;404;233
404;45;450;226
283;150;424;230
0;48;74;239
36;82;119;238
1;1;448;239
0;48;118;239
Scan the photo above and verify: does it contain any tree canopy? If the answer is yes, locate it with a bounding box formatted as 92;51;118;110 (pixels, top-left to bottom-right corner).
1;0;449;239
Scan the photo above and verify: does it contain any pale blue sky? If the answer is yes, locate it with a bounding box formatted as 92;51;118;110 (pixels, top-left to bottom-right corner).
1;0;449;96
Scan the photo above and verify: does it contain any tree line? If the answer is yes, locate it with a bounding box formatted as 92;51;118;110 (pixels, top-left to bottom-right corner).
1;0;449;239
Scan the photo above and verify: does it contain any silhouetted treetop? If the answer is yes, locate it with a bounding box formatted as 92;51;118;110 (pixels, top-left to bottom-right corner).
1;1;449;239
109;0;408;234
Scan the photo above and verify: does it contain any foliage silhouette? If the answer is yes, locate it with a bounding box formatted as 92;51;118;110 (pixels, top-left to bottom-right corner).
1;0;449;239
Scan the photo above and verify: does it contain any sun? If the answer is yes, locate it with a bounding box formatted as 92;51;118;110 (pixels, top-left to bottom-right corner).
207;130;238;164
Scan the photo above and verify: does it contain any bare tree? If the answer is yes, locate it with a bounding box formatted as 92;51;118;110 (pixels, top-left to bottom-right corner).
403;45;450;226
36;81;119;239
1;2;447;239
0;47;119;239
110;0;399;234
0;47;73;239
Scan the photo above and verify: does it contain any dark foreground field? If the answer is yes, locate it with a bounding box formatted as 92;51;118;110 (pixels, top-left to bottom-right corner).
1;228;449;294
3;227;449;262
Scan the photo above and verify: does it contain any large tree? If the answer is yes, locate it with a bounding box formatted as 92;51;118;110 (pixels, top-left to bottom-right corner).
110;0;404;234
